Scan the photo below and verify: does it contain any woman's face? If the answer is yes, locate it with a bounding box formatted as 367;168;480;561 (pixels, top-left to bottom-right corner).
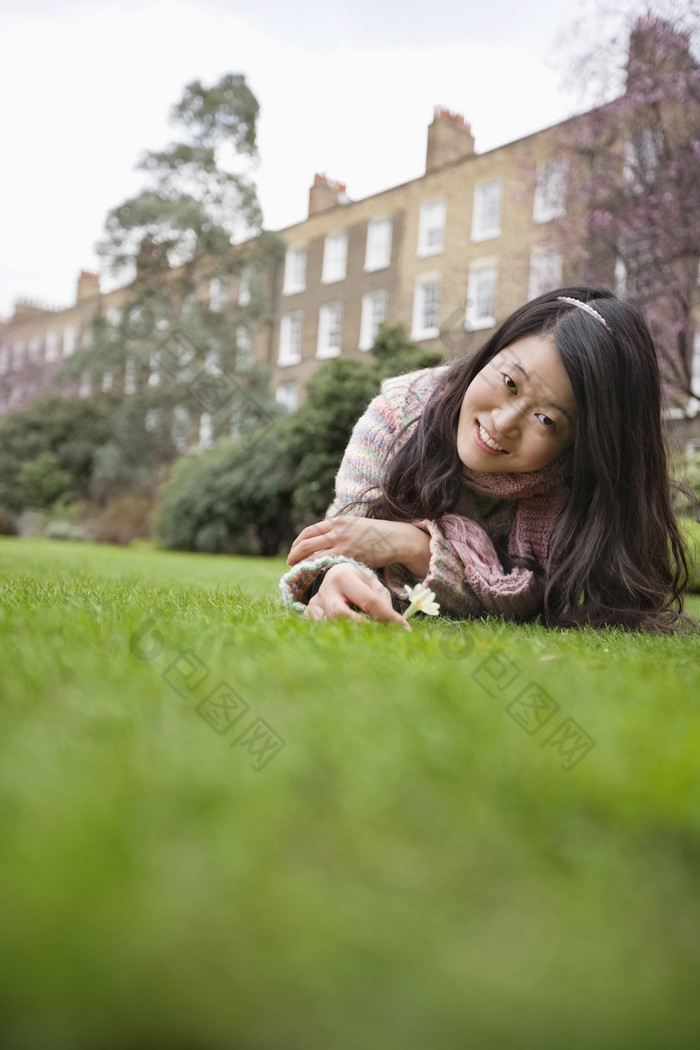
456;333;577;474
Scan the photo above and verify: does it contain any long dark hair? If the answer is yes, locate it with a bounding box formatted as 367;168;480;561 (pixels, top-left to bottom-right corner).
364;285;691;632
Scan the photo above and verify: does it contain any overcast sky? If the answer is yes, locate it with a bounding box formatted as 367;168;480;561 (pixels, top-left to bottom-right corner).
0;0;636;318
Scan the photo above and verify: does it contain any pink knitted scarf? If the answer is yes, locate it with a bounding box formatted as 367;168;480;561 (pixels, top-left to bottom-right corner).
436;451;573;618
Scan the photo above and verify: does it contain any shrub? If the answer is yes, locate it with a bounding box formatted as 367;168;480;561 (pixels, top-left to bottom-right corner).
673;454;700;520
0;504;17;535
94;494;156;546
680;517;700;593
156;419;296;556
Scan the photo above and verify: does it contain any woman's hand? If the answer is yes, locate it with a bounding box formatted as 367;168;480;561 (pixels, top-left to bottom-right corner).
288;516;430;576
305;563;411;629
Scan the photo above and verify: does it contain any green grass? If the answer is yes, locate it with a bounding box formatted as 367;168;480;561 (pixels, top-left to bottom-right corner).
1;538;699;1050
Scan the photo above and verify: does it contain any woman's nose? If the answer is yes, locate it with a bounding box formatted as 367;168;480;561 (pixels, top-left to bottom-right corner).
492;402;523;435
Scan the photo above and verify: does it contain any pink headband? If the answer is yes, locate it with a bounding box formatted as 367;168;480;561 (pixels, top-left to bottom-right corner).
557;296;611;331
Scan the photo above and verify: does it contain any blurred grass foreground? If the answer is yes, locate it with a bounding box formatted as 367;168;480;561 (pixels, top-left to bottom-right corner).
1;538;699;1050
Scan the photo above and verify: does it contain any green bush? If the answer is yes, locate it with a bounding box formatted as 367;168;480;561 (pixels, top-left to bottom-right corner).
16;452;73;509
673;453;700;520
154;326;443;555
680;517;700;593
288;326;443;525
156;418;296;555
0;396;112;512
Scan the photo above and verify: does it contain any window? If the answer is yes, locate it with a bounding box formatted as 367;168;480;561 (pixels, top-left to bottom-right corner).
0;347;8;374
199;412;215;449
79;372;92;398
124;358;136;395
321;234;347;284
411;279;440;339
238;265;253;305
692;329;700;399
12;341;26;370
275;381;299;413
528;250;563;299
533;160;568;223
102;371;114;392
63;324;77;357
317;302;343;358
209;275;228;312
45;331;60;362
282;248;306;295
106;306;122;327
624;129;663;191
364;219;392;271
417;198;446;256
278;311;303;366
148;351;161;387
145;409;160;433
28;335;43;362
359;290;388;351
236;325;254;371
466;264;498;329
173;406;190;451
472;179;502;241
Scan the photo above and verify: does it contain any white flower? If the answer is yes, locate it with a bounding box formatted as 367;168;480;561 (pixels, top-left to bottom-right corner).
404;583;440;618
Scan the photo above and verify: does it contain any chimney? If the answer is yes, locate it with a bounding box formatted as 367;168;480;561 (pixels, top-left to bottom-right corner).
76;270;100;304
308;173;348;217
626;15;694;90
426;106;475;173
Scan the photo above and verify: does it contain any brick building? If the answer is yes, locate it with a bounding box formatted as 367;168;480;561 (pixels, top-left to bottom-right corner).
1;17;698;448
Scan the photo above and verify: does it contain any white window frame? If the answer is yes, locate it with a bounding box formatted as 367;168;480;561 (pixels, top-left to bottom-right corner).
528;250;563;300
472;178;503;242
78;372;92;398
358;290;388;351
282;248;307;295
466;263;498;330
28;335;43;362
238;265;253;306
12;341;26;370
692;328;700;399
533;159;568;224
417;198;446;257
209;275;229;312
321;234;348;284
45;330;60;362
0;347;8;374
124;358;136;395
275;381;299;413
411;278;440;340
364;219;392;271
63;324;77;357
278;311;303;366
199;412;215;449
317;302;343;358
236;324;254;371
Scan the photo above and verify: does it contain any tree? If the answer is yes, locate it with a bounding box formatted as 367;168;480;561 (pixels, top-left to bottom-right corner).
0;395;113;512
155;326;444;554
545;5;700;414
61;73;283;491
287;325;444;524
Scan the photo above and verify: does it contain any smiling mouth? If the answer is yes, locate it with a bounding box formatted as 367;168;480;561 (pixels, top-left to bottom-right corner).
476;421;509;454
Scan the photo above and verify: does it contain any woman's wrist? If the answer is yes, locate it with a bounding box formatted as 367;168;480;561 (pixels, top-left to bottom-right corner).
402;524;431;578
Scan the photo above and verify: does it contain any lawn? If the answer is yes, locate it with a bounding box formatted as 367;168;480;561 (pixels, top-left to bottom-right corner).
1;537;699;1050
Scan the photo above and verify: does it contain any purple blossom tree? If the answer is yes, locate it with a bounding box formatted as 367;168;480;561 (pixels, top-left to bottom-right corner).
547;7;700;415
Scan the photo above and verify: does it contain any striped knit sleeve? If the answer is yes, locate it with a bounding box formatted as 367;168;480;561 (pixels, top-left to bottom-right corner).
279;392;399;608
327;391;400;516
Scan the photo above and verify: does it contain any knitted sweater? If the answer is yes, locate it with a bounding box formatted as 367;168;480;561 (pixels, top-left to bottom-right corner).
279;367;572;620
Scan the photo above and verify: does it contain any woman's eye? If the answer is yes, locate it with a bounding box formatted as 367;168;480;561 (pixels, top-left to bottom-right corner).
503;374;517;392
536;413;556;428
